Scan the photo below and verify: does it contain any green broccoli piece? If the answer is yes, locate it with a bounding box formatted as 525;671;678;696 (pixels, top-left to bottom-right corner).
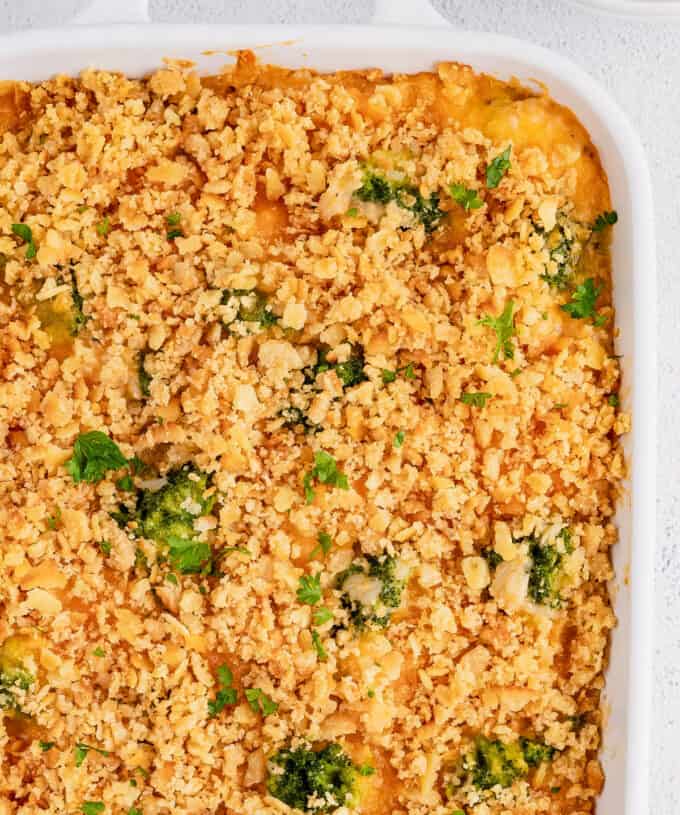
461;735;554;791
520;737;555;767
113;464;216;574
138;352;152;398
407;190;445;234
279;406;321;434
221;288;278;328
355;172;393;204
35;266;87;346
464;736;527;790
305;344;367;390
0;636;36;711
527;539;564;608
539;214;591;290
335;554;405;631
353;169;445;233
482;548;503;571
136;464;214;543
267;743;363;812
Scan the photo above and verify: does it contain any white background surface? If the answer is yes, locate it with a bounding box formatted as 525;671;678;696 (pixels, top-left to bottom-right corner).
0;0;675;809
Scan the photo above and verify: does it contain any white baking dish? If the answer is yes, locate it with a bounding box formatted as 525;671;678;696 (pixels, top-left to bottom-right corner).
568;0;680;17
0;1;656;813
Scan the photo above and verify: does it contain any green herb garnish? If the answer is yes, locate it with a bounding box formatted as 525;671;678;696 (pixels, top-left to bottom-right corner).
11;223;37;259
297;574;322;606
303;450;349;504
449;183;483;211
244;688;278;717
75;743;109;768
560;278;605;325
208;663;238;718
478;300;516;363
65;431;128;484
459;392;492;407
486;146;512;189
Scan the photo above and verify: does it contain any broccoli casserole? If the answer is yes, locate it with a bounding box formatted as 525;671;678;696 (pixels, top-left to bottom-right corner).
0;52;628;815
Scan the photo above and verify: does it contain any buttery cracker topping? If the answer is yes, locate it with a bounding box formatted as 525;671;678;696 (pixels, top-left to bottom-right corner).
0;51;625;815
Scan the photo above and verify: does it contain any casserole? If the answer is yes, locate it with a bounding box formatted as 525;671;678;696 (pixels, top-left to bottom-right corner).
0;1;655;813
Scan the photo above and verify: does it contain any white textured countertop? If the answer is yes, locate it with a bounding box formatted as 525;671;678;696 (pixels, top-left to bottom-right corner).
0;0;676;809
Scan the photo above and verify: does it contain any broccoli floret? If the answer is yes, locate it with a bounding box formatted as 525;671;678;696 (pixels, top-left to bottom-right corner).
279;406;321;435
35;267;87;347
68;268;87;336
305;344;367;390
113;464;216;574
0;636;36;711
461;735;554;791
538;214;591;290
221;288;278;328
352;169;445;233
527;539;564;608
267;743;362;813
482;548;503;571
408;190;445;234
138;352;152;398
355;172;393;204
520;737;555;767
335;554;405;631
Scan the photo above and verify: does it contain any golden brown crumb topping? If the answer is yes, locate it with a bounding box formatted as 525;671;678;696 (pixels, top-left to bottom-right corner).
0;51;626;815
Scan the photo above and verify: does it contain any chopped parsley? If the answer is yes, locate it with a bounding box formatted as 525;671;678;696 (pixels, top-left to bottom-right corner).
116;474;134;492
311;629;328;661
478;300;516;363
81;804;105;815
128;809;142;815
11;222;37;259
303;450;349;504
166;212;181;226
165;573;178;585
486;146;512;189
96;217;111;237
460;392;493;408
244;688;278;716
166;228;184;240
65;431;128;484
449;183;483;211
358;764;376;776
382;363;417;384
75;743;109;768
560;278;606;325
98;540;112;556
592;210;618;232
608;393;620;407
310;531;333;559
394;431;405;448
93;647;105;657
39;740;55;752
208;664;238;718
312;606;333;626
297;574;322;606
166;535;212;575
46;507;62;530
